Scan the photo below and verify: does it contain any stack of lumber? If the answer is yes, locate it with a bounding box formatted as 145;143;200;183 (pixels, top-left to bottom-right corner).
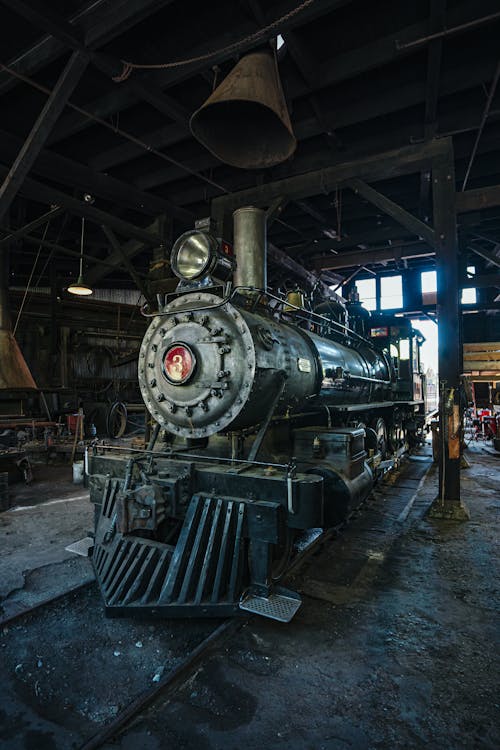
463;342;500;379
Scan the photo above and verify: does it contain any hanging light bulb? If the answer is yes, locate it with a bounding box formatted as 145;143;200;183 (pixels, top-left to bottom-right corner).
68;216;93;296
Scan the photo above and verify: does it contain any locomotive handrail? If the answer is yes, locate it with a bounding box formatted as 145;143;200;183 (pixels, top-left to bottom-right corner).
141;285;374;348
92;442;290;470
339;374;392;385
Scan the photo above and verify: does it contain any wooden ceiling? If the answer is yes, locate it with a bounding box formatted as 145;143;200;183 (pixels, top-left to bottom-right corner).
1;0;499;291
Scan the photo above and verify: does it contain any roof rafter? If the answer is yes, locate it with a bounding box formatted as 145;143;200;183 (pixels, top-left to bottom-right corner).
0;0;177;95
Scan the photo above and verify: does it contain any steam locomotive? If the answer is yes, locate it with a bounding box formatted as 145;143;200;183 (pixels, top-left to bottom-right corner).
88;208;425;622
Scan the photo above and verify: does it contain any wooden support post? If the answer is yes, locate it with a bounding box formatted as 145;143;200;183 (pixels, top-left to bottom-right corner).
428;145;469;520
0;50;88;223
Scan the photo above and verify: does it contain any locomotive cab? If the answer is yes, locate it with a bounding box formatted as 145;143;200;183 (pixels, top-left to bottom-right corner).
369;316;425;403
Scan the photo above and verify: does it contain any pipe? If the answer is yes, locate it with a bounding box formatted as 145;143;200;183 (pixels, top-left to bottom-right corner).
233;206;267;291
461;60;500;191
396;11;500;50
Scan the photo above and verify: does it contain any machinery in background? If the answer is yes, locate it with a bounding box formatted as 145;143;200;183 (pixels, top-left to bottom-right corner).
89;208;426;622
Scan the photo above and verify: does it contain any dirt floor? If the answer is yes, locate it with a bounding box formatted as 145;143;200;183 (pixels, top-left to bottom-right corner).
0;445;498;749
0;465;94;619
104;445;500;750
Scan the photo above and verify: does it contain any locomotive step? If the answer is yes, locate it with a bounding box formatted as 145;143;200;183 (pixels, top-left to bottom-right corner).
239;587;302;622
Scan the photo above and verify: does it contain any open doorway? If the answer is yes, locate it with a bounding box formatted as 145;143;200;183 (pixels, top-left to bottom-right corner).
411;318;438;412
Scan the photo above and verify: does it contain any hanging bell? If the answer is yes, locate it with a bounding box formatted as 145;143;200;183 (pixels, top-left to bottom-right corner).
190;49;296;169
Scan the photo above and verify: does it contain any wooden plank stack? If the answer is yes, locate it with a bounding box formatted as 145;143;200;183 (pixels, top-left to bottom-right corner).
463;342;500;380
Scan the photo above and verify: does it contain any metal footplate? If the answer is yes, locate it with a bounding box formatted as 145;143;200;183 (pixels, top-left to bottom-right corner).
239;586;302;622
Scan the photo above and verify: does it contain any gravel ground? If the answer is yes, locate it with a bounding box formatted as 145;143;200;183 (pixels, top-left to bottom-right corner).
0;586;221;748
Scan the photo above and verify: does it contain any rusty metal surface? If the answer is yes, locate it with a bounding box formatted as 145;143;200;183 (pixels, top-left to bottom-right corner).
0;330;37;391
190;49;296;169
0;265;37;391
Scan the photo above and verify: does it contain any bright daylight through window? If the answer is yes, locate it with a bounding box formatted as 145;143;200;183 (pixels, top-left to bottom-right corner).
421;268;476;305
380;275;403;310
355;278;377;310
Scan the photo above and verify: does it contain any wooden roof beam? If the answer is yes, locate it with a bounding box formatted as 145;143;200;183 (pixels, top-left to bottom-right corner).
456;184;500;212
2;0;192;132
0;50;88;224
0;128;193;223
101;225;155;306
0;164;165;246
0;0;177;95
211;138;451;214
346;178;436;248
314;244;434;272
468;243;500;269
49;0;348;145
85;215;169;285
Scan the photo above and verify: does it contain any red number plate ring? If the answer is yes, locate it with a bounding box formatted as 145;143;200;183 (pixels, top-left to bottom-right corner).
162;343;196;384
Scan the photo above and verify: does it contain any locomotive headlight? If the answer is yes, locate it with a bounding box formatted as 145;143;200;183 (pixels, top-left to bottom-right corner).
171;230;235;283
171;230;218;280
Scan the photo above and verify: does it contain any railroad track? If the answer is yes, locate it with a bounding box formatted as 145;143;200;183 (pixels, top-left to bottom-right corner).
0;578;96;629
81;452;432;749
0;450;433;750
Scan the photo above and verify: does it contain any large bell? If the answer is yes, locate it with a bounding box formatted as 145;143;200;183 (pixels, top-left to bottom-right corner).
190;49;296;169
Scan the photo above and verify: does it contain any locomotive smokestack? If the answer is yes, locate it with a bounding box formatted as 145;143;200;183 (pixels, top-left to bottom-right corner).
233;206;267;291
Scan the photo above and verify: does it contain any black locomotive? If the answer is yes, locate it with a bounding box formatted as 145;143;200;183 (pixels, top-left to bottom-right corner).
88;207;425;622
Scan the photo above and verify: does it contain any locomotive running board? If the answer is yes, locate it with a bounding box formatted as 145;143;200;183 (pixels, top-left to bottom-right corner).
92;481;247;617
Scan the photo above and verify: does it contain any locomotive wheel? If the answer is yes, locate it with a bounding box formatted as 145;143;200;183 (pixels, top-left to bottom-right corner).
372;417;388;458
388;424;405;453
106;401;128;439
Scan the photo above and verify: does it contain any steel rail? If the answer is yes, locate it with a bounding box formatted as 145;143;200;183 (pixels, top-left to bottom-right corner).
78;618;245;750
0;577;95;627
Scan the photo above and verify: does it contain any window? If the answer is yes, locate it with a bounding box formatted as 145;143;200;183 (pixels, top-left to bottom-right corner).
330;284;344;298
399;339;410;360
461;266;477;305
421;270;437;294
355;278;376;311
421;270;437;305
380;275;403;310
421;268;477;305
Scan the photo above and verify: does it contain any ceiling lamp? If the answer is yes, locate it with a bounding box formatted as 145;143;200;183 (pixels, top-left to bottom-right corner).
67;216;93;296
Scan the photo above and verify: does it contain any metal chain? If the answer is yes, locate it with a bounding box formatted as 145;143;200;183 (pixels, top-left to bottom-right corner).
113;0;317;82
